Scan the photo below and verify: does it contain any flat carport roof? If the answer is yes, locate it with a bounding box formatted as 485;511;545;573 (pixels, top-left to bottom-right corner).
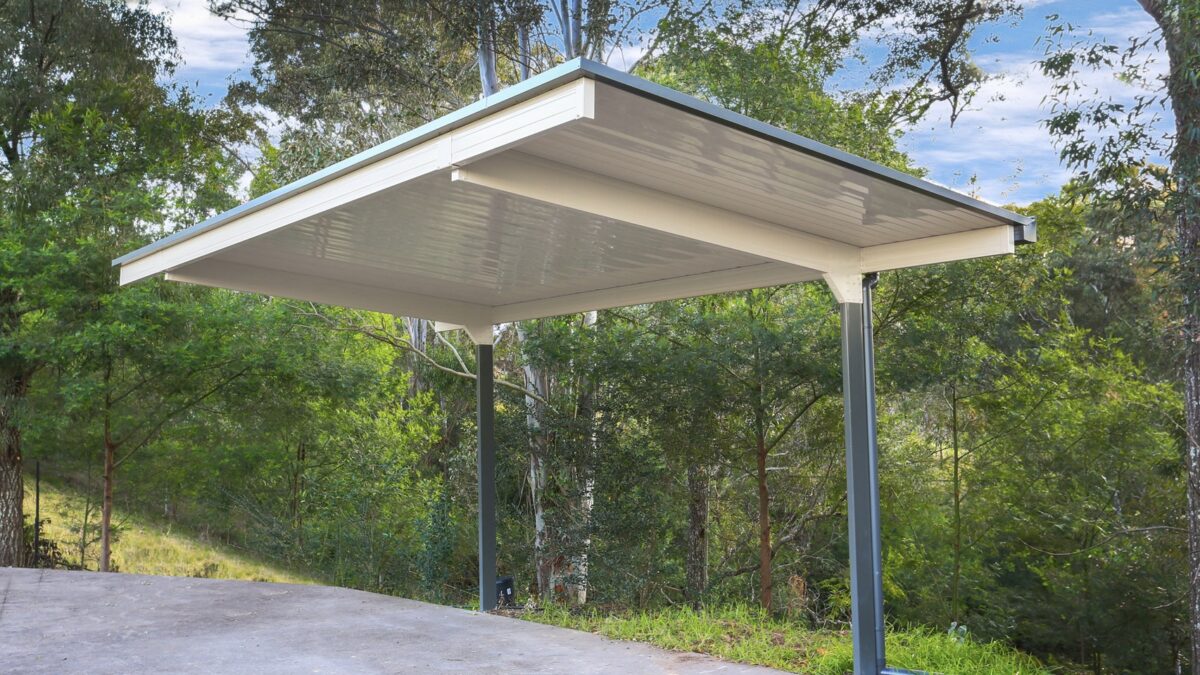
114;57;1033;675
115;58;1032;330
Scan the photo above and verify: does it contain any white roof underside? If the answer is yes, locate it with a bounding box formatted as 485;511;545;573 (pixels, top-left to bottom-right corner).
116;60;1031;328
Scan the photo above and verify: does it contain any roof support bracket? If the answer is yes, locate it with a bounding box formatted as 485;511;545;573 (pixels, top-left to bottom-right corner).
824;270;864;304
434;322;494;345
464;323;494;345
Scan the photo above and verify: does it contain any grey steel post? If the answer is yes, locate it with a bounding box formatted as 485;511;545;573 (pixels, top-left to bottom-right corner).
840;273;885;674
476;343;497;611
863;273;886;668
33;460;40;567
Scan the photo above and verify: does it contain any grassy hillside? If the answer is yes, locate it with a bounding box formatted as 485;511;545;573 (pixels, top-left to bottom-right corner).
24;479;314;584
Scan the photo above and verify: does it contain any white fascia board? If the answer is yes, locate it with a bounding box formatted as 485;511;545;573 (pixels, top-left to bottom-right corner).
491;263;821;323
451;152;861;275
164;258;491;326
859;225;1015;272
449;79;593;161
120;80;595;286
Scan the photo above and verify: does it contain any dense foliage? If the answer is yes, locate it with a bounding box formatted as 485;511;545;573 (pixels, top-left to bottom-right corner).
7;1;1190;672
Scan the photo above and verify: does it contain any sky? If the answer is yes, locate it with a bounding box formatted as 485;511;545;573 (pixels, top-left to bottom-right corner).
153;0;1164;208
895;0;1165;205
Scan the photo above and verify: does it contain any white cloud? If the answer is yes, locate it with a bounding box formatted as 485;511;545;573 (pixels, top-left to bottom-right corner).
149;0;252;75
1085;6;1160;39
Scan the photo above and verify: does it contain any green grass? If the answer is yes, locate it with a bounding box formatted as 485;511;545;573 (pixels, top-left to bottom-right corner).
25;479;315;584
522;604;1049;675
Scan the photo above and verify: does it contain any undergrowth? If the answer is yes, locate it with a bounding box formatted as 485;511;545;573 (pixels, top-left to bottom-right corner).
523;604;1049;675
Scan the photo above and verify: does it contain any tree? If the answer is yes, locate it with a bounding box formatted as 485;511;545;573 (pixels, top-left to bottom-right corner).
1038;2;1199;666
0;0;246;565
602;306;730;607
636;15;904;610
53;286;287;571
870;193;1186;668
605;289;840;610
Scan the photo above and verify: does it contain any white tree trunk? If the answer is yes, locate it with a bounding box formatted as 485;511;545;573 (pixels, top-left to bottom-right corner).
569;0;583;58
564;310;598;605
404;317;429;397
477;1;499;95
517;322;554;600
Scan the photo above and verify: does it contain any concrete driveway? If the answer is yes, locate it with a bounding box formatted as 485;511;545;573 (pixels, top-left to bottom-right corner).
2;568;785;674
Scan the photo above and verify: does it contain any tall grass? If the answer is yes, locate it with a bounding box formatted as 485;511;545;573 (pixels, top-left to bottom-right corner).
524;604;1049;675
24;479;314;584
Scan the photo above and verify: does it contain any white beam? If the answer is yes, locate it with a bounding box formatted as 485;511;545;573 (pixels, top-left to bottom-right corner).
164;258;490;326
860;225;1015;272
492;262;821;323
451;152;860;275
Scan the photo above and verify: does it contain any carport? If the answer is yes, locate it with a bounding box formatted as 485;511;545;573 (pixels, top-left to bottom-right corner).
114;57;1034;675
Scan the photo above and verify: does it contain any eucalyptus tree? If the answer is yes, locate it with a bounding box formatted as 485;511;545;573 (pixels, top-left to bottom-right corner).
1038;2;1200;665
510;314;608;602
608;291;840;610
0;0;247;565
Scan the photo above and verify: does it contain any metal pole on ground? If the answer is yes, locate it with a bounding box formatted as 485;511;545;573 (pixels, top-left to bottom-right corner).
476;342;497;611
840;273;885;674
